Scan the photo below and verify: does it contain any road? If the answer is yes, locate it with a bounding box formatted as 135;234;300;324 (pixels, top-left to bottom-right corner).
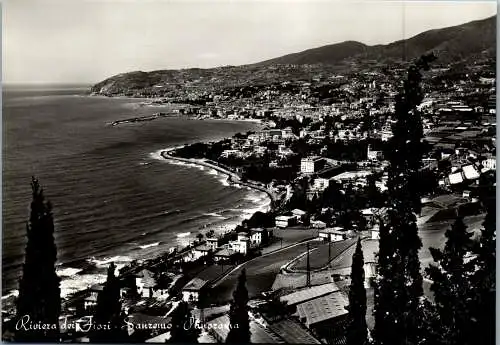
210;239;323;303
330;214;486;271
209;213;485;304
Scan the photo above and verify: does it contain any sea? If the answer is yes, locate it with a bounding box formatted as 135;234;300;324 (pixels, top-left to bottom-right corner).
2;84;269;300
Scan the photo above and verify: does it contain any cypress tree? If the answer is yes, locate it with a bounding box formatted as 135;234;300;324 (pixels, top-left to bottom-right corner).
91;262;127;342
373;54;435;345
469;199;496;345
167;301;199;343
16;177;61;342
346;238;368;345
426;217;475;345
226;269;251;344
372;218;396;344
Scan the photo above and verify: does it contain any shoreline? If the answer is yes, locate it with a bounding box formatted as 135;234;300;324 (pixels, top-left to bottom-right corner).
2;122;267;311
159;146;277;204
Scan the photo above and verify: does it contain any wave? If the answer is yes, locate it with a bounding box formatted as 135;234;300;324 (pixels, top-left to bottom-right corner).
177;232;191;238
56;267;84;277
208;169;218;175
1;290;19;300
219;178;230;186
87;255;133;267
139;242;160;249
203;212;228;220
60;273;108;298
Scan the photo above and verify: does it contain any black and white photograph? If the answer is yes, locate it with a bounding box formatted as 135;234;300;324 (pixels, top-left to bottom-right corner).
2;0;497;343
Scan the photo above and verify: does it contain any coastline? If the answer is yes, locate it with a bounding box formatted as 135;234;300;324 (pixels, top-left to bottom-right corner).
158;146;277;204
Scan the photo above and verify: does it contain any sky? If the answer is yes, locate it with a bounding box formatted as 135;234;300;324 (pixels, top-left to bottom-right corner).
3;0;497;84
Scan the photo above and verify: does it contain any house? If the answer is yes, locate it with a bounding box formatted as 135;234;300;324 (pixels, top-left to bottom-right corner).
294;292;349;336
207;314;284;343
249;228;265;247
300;157;326;174
331;170;372;183
214;248;238;262
481;157;496;172
206;237;221;251
318;227;346;242
311;220;326;229
191;244;212;261
135;269;168;299
371;224;380;240
462;165;480;181
292;209;307;222
280;283;340;308
181;277;209;303
448;172;464;185
84;284;104;310
275;215;296;228
220;149;243;159
367;145;383;161
312;178;330;192
228;232;250;254
268;319;321;344
282;127;296;139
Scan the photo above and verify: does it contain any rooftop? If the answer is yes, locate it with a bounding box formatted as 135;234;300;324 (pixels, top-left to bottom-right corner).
280;283;340;307
272;271;333;291
182;277;209;292
268;319;321;344
214;248;238;257
295;292;349;327
194;244;213;252
331;170;372;181
319;227;346;234
207;314;285;343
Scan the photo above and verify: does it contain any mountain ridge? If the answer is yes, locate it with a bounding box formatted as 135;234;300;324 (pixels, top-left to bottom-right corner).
91;15;496;96
254;15;496;66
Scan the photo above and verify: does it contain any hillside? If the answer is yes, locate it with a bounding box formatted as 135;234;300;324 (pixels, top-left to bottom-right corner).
91;15;496;96
256;15;495;66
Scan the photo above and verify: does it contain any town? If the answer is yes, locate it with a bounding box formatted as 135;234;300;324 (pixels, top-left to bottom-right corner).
4;45;495;344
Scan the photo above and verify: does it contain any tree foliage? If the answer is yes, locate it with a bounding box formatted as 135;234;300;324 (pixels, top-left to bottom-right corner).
373;54;436;345
426;217;475;345
468;199;496;345
16;177;61;342
167;301;199;343
346;238;368;345
92;262;127;342
226;269;251;343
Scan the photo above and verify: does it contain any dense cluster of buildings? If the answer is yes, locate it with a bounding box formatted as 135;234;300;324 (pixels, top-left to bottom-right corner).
5;56;494;344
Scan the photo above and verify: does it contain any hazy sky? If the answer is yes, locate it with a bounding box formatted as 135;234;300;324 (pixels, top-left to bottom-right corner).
3;0;497;84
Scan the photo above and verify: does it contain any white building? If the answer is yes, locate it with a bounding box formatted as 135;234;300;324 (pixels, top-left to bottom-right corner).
275;215;296;228
367;145;383;161
84;284;104;310
282;127;296;139
318;227;346;242
228;233;250;254
292;209;307;221
481;158;496;172
313;178;330;191
331;170;372;183
249;228;271;247
191;244;212;261
300;157;325;174
135;269;168;299
206;237;221;251
311;220;327;229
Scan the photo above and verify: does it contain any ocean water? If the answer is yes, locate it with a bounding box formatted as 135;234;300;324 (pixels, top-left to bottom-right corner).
2;85;268;298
